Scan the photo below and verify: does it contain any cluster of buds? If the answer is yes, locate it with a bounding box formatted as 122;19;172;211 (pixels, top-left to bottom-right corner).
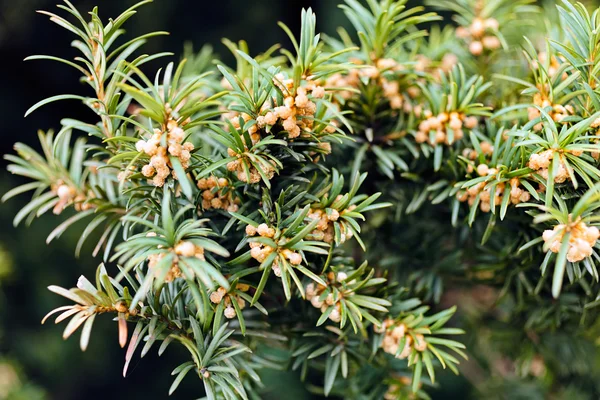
455;17;501;56
226;148;276;184
135;119;194;187
542;217;599;262
462;141;495;169
51;181;95;214
325;58;385;99
209;283;250;319
246;224;303;276
374;58;406;109
326;58;409;110
224;110;259;141
305;271;348;323
147;239;205;282
457;180;502;212
528;149;580;183
376;318;427;359
458;166;531;212
507;178;532;205
197;176;239;212
308;202;354;244
271;248;304;277
147;252;180;281
259;75;327;139
415;111;478;145
528;93;574;131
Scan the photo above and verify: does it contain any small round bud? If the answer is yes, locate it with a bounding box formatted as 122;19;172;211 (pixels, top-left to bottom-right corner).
217;178;228;187
135;140;146;152
325;293;335;306
391;324;406;339
477;164;489;176
484;18;499;30
310;296;324;308
257;223;270;237
224;306;236;319
329;308;341;322
328;209;340;221
469;41;483;56
210;291;223;304
470;18;485;37
482;35;501;50
414;334;427;351
246;225;257;236
288;252;302;266
142;165;155;177
57;184;73;200
175;241;196;257
250;246;262;260
312;86;325;99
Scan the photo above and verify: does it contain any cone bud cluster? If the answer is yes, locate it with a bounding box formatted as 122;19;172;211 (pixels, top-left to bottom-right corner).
209;284;250;319
147;240;205;282
305;272;348;324
415;111;478;145
542;218;599;262
455;17;501;55
135;118;193;187
197;176;240;212
377;318;428;360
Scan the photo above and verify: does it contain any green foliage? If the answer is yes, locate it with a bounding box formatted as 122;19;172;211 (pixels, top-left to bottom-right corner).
6;0;600;398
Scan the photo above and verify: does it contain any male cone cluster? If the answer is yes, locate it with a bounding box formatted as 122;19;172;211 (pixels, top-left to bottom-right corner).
52;181;95;214
527;93;574;131
376;318;427;359
146;239;205;282
327;58;406;109
305;272;348;324
209;284;249;319
455;17;501;55
415;110;478;145
308;201;354;244
542;218;600;263
458;167;531;212
135;118;194;187
246;224;303;277
197;176;239;212
226;147;277;184
528;149;580;184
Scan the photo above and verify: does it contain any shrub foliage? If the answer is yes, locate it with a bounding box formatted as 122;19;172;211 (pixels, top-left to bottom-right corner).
6;0;600;398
